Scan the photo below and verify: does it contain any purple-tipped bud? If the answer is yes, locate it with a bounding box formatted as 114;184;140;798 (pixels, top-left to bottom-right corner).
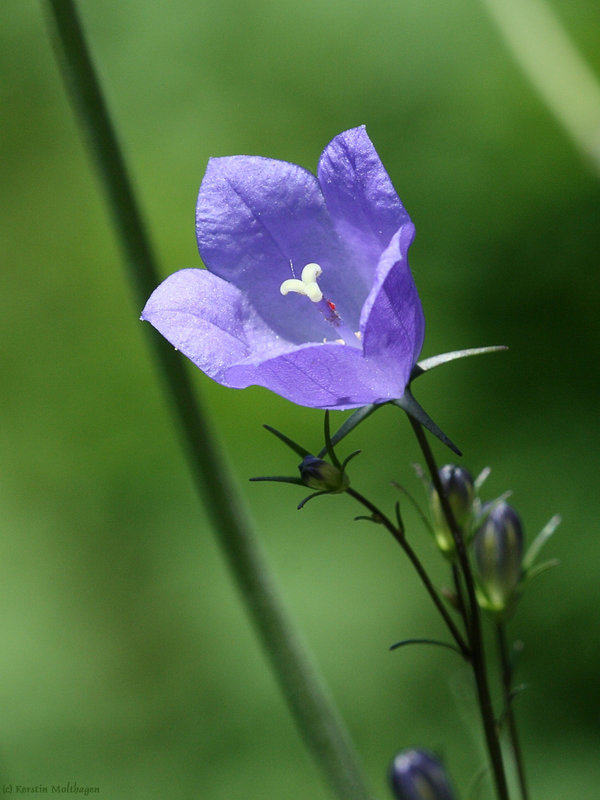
389;748;456;800
298;456;350;493
430;464;475;556
473;501;524;613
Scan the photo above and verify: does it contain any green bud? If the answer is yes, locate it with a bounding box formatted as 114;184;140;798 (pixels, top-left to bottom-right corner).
298;456;350;493
473;501;523;615
430;464;475;556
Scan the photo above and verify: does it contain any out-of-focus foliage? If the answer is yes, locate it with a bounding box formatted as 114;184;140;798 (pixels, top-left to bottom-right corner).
1;1;598;798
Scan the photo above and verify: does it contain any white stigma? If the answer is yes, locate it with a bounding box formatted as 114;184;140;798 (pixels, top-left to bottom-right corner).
280;263;323;303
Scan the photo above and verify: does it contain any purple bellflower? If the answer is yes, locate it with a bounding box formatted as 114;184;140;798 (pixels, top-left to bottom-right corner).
142;126;425;410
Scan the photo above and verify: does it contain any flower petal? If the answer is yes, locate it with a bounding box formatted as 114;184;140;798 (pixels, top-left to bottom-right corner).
195;155;364;342
225;342;407;410
141;268;290;381
318;126;412;284
360;223;425;389
142;269;408;409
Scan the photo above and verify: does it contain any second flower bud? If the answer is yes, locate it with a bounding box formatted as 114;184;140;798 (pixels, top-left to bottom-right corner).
299;455;350;493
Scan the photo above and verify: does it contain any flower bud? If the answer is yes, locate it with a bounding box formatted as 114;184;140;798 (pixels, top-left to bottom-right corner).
473;501;523;614
389;748;456;800
298;456;350;493
430;464;475;556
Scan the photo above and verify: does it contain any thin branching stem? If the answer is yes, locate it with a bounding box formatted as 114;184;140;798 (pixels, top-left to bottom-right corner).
407;416;510;800
451;562;469;630
345;488;470;659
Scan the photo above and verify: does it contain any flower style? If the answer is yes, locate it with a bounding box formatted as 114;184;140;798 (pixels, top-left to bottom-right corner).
141;126;425;409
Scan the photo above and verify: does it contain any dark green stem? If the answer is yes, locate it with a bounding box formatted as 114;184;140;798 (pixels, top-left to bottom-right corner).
42;3;372;798
346;488;470;659
407;417;510;800
451;562;469;630
497;622;529;800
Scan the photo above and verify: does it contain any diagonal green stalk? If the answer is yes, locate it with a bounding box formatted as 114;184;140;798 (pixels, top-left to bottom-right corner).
407;417;510;800
42;3;373;798
480;0;600;175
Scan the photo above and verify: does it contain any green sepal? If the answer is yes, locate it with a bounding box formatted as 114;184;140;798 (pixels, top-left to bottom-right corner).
393;389;461;456
298;490;331;510
262;424;312;458
522;558;561;586
322;410;341;467
474;466;492;491
249;475;304;486
320;346;506;458
317;404;378;458
410;345;508;381
522;514;561;572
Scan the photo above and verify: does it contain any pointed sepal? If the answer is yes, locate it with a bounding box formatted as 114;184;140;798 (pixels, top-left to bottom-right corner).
262;424;311;458
411;345;508;381
393;390;461;456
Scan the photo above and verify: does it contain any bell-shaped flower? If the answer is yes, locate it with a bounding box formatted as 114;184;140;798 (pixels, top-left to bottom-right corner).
141;126;425;409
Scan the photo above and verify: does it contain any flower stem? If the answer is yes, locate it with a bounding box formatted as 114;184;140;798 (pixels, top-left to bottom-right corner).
451;562;469;627
346;488;470;659
42;3;373;798
407;417;510;800
497;622;529;800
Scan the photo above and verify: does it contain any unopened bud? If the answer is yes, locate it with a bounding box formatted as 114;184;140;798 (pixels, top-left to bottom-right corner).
389;748;456;800
473;501;523;614
298;456;349;493
430;464;475;556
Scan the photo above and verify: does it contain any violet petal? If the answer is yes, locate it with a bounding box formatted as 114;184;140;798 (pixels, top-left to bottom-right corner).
141;269;290;381
318;125;412;285
361;222;425;387
195;155;364;342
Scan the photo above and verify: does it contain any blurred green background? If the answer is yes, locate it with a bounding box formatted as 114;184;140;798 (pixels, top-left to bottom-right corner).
2;1;599;797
